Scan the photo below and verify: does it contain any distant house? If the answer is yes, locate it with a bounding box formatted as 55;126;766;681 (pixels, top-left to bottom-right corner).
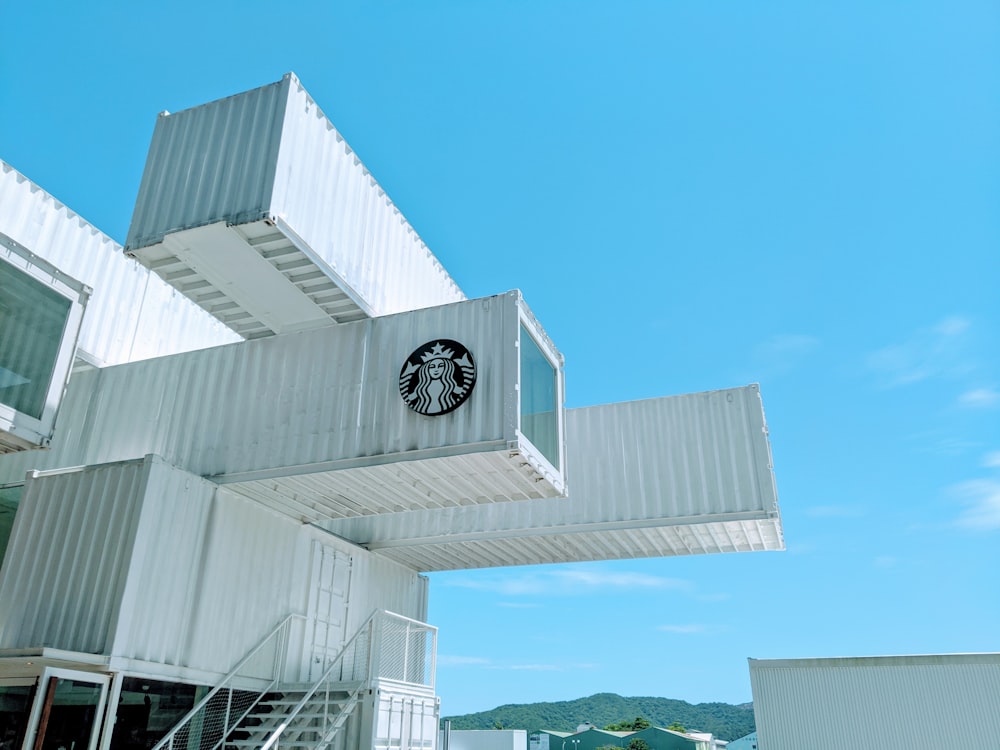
631;726;727;750
533;726;726;750
441;729;528;750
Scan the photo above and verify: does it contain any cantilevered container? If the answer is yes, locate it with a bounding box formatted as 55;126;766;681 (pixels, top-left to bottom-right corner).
0;292;566;518
0;232;89;452
124;73;464;338
319;384;784;570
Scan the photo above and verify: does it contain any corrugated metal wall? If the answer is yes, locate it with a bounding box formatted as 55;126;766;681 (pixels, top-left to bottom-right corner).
0;294;523;488
125;73;464;318
749;655;1000;750
0;455;429;677
0;160;240;368
273;75;464;316
0;458;151;652
319;385;782;570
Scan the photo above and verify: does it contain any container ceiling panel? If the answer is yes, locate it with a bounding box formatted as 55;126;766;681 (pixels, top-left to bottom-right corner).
318;385;783;571
125;73;465;335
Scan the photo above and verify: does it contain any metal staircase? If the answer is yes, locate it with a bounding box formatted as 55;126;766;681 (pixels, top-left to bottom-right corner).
224;681;364;750
153;610;420;750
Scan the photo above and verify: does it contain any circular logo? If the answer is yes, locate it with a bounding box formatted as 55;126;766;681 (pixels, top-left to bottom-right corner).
399;339;476;416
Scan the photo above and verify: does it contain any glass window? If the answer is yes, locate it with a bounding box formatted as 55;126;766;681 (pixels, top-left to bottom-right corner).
519;325;559;470
0;260;72;420
0;485;23;575
110;678;200;750
0;683;34;750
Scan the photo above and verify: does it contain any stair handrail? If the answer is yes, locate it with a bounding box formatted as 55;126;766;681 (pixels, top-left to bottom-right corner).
258;608;381;750
151;613;304;750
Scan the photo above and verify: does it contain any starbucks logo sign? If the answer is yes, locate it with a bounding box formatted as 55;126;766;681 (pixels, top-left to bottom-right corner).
399;340;476;416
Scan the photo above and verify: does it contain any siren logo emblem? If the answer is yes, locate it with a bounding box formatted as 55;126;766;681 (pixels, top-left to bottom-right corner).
399;340;476;416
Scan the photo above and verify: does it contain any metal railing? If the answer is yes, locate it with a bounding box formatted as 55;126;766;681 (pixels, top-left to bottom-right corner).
370;611;437;689
153;610;437;750
258;611;437;750
152;614;301;750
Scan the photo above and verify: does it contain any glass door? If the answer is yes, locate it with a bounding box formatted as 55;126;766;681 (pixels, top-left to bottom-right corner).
21;669;109;750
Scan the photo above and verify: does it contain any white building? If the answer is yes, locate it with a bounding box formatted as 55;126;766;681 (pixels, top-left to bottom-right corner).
748;654;1000;750
0;73;783;750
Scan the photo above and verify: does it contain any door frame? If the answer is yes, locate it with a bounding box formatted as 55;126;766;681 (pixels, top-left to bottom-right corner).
20;668;110;750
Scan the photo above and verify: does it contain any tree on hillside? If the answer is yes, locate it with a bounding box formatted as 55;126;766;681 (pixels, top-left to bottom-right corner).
604;717;651;732
627;739;649;750
666;722;686;733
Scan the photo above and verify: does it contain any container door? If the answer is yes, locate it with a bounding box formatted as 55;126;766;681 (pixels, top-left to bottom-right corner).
21;669;109;750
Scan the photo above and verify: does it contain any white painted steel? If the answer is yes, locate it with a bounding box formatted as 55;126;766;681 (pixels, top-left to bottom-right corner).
0;293;567;516
0;161;240;368
125;73;464;332
0;456;430;680
439;730;527;750
368;688;438;750
748;654;1000;750
319;385;783;571
0;231;89;451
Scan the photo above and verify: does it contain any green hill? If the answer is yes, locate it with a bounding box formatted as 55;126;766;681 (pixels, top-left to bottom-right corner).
442;693;754;742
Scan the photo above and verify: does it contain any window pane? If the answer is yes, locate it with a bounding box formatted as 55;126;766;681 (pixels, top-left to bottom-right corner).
0;260;72;419
520;325;559;469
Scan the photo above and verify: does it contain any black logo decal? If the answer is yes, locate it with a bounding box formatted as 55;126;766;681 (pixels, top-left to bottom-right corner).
399;340;476;416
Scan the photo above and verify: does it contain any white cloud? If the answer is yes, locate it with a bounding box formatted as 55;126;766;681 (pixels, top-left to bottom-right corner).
657;624;708;634
958;388;999;409
953;479;1000;531
983;451;1000;469
867;316;973;387
437;655;492;667
445;568;692;597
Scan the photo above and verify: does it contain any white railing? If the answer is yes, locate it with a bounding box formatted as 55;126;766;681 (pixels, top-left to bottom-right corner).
153;611;437;750
370;611;437;689
151;614;301;750
258;611;437;750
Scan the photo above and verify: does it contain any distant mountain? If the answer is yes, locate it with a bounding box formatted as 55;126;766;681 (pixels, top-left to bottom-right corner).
441;693;754;742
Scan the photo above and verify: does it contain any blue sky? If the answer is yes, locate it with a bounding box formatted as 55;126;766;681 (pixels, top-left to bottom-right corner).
3;0;998;719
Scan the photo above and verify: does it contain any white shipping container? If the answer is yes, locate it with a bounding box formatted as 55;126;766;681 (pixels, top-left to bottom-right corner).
0;160;240;370
0;292;566;521
0;456;430;680
125;73;465;336
320;385;783;570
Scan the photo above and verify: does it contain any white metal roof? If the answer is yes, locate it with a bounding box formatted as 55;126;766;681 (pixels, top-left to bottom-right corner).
748;653;1000;750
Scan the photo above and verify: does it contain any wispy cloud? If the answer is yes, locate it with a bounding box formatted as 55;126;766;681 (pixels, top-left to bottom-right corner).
445;568;692;597
657;624;709;634
867;316;972;387
438;655;492;667
958;388;999;409
952;479;1000;531
984;451;1000;469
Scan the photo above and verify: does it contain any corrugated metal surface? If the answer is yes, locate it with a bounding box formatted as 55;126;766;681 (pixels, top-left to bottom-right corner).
319;385;783;571
440;730;527;750
749;654;1000;750
0;293;567;515
371;689;438;750
0;457;151;652
125;73;464;331
0;160;240;368
0;455;429;678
